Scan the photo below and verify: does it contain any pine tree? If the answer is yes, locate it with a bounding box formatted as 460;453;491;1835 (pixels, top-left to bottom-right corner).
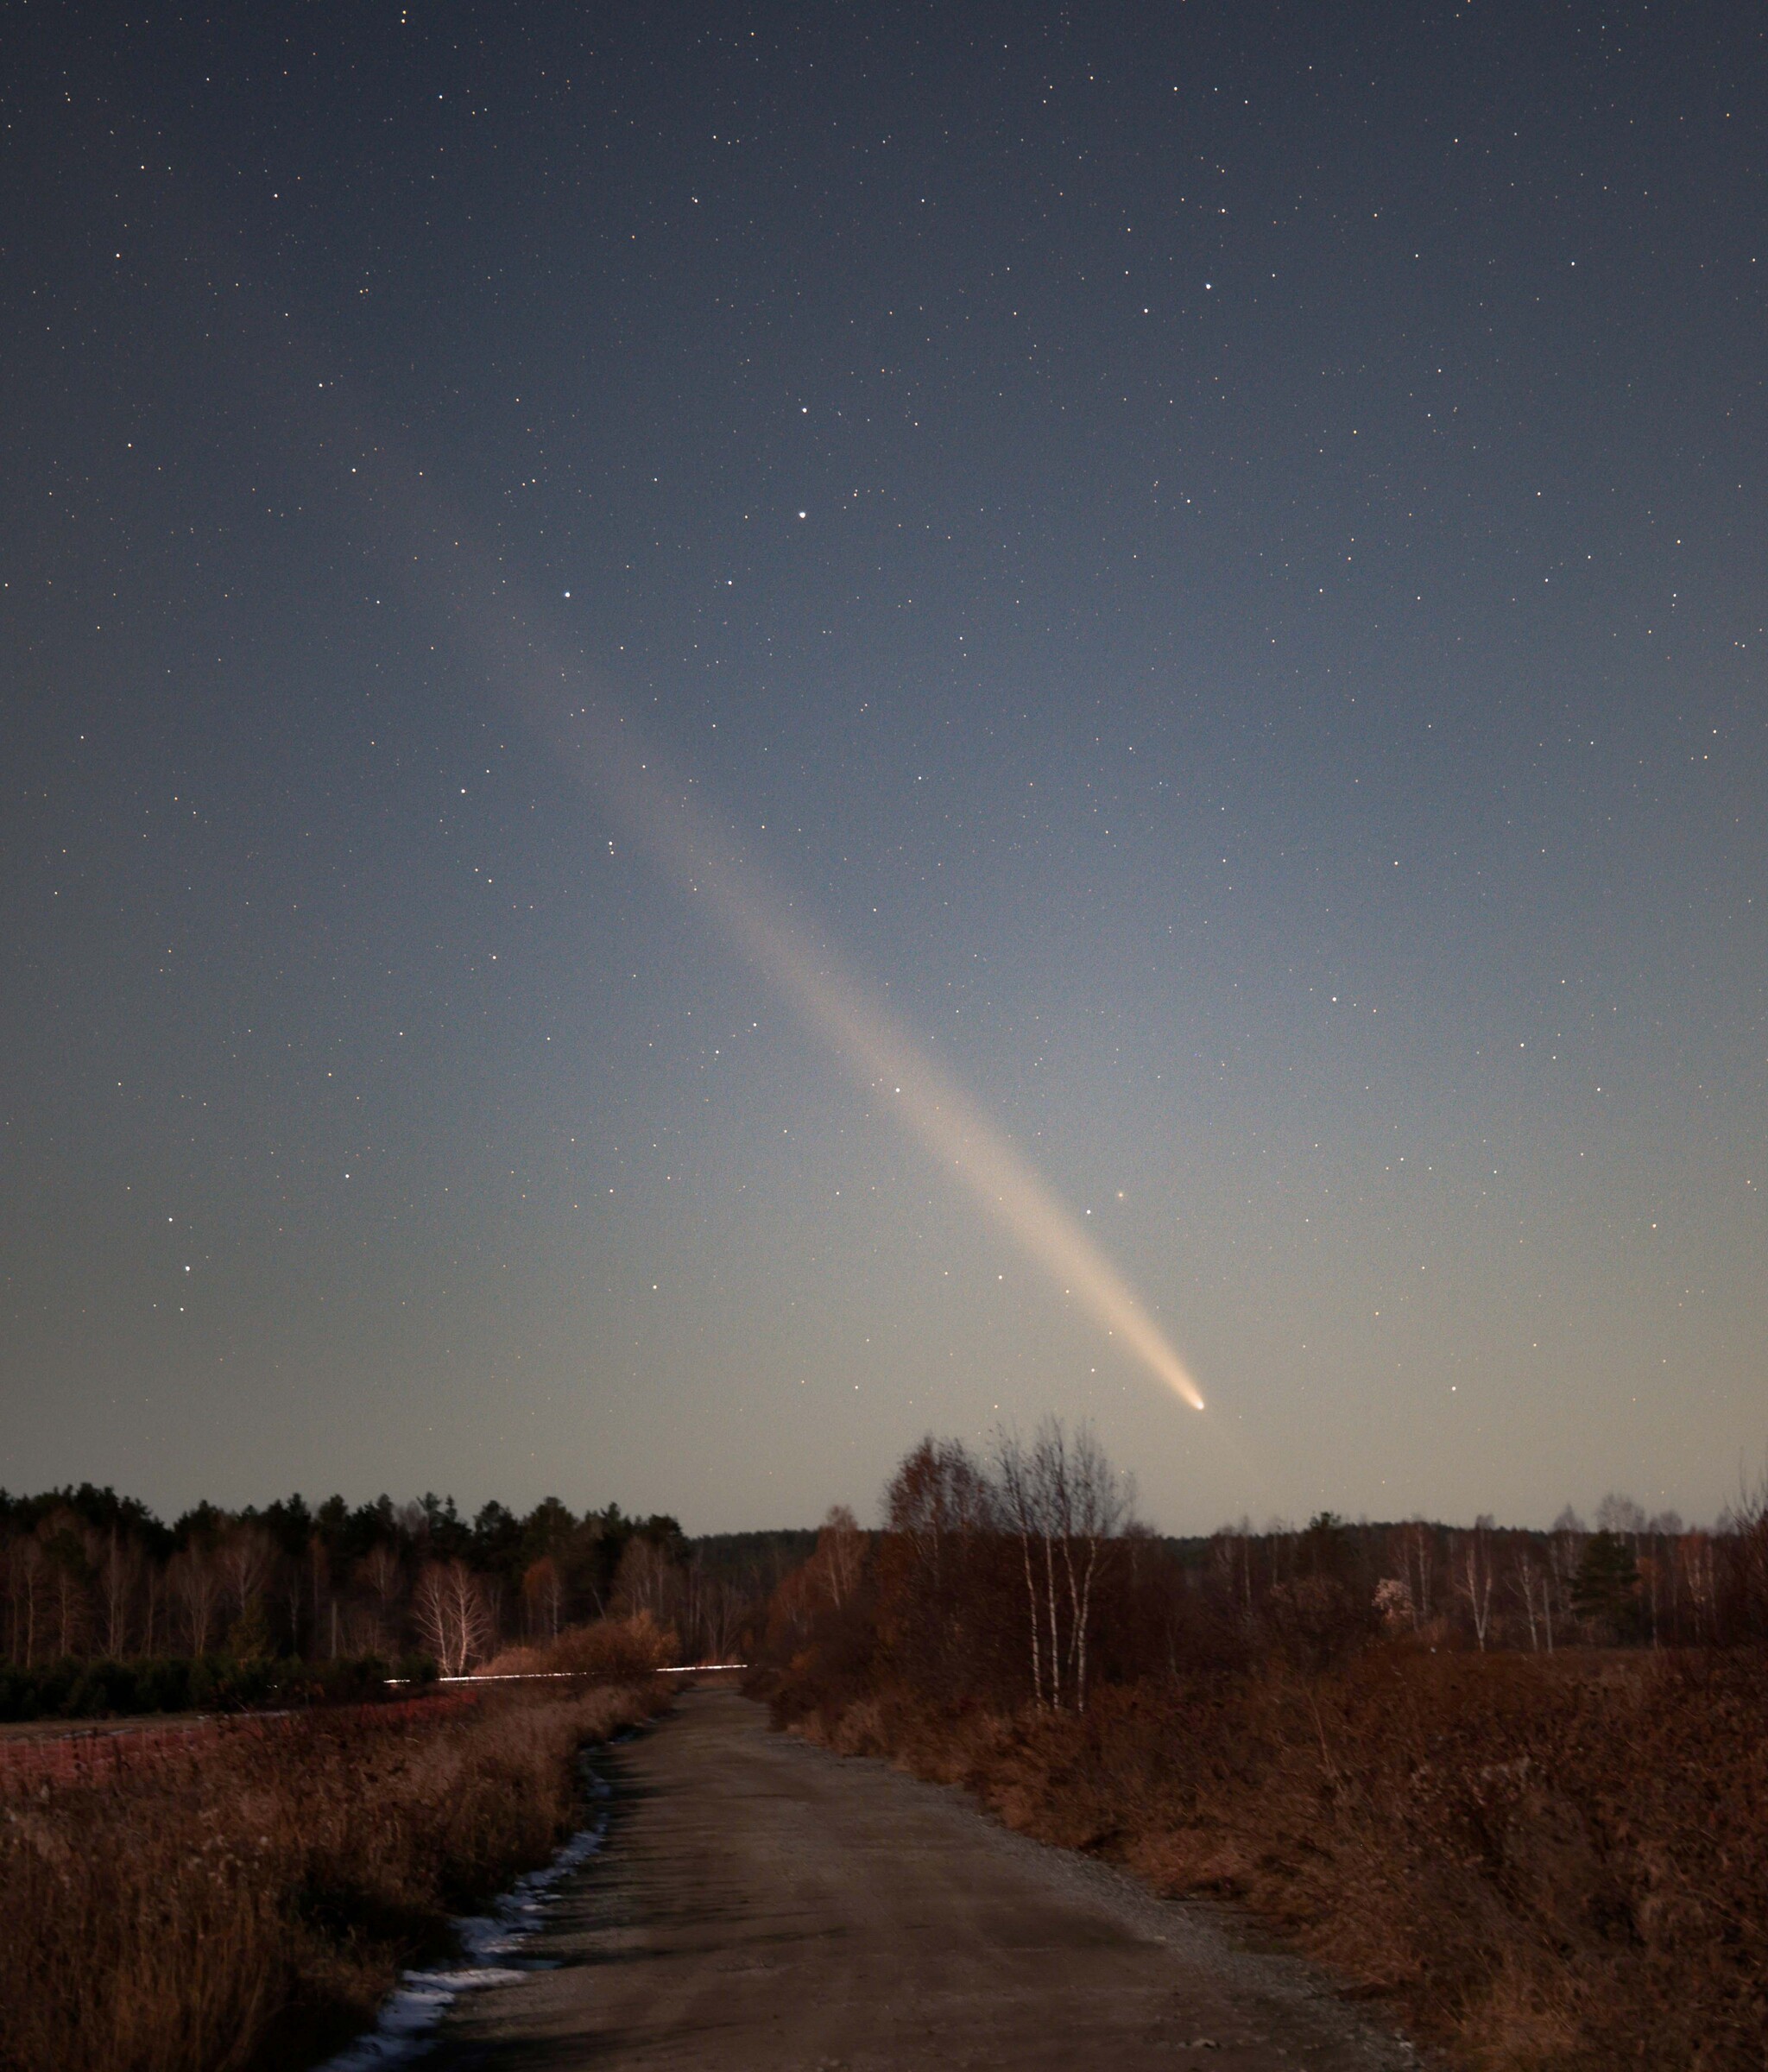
229;1593;275;1662
1571;1530;1640;1639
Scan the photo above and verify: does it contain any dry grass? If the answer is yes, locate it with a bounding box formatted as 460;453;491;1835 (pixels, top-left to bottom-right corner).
790;1650;1768;2070
0;1680;670;2072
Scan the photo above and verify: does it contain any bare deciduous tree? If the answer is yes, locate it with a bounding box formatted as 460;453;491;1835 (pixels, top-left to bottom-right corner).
141;1556;163;1656
889;1436;996;1594
1679;1529;1716;1642
811;1506;864;1609
1548;1508;1586;1641
1596;1493;1646;1538
40;1519;93;1659
305;1534;332;1658
7;1536;46;1667
522;1555;565;1640
997;1433;1050;1708
412;1559;495;1676
98;1531;141;1658
1392;1521;1436;1632
611;1537;680;1626
1209;1520;1258;1633
1046;1421;1131;1710
169;1546;222;1656
695;1575;749;1664
1512;1545;1551;1652
995;1420;1132;1711
1454;1517;1496;1651
219;1526;275;1629
357;1541;405;1656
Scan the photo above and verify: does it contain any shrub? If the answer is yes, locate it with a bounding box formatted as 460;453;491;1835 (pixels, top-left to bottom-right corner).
482;1610;679;1682
61;1658;139;1719
131;1656;192;1712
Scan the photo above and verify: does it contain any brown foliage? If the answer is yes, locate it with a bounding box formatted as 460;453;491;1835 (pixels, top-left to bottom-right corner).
482;1609;679;1681
756;1431;1768;2069
785;1651;1768;2070
0;1679;670;2072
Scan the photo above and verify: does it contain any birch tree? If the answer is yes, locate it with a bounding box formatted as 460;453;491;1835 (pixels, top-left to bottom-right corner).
1455;1517;1495;1651
996;1432;1050;1709
170;1546;222;1656
413;1558;494;1676
98;1531;140;1658
1512;1545;1551;1652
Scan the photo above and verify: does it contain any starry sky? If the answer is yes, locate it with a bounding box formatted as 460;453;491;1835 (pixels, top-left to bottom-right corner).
3;3;1764;1533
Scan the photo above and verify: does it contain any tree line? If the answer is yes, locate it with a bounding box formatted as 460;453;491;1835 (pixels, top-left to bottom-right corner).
0;1483;813;1698
764;1426;1768;1723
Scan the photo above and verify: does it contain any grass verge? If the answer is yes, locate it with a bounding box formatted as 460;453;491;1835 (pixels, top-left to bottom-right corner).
0;1679;669;2072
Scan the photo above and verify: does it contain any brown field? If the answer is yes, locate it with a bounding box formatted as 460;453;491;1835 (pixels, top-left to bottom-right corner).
0;1709;213;1743
0;1677;671;2072
0;1691;477;1791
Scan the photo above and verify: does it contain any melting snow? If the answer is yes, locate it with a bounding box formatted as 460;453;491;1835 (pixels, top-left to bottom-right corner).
320;1772;614;2070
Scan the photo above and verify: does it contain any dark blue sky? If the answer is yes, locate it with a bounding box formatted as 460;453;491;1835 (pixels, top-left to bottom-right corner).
3;3;1763;1530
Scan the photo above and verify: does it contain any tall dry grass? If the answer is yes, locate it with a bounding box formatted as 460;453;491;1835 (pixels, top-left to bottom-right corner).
0;1680;669;2072
788;1650;1768;2071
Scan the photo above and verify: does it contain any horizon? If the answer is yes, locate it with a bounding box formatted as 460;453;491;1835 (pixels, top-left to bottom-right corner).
0;1469;1739;1544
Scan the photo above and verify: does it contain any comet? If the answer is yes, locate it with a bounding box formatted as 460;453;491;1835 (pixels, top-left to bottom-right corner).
336;445;1205;1412
541;699;1206;1413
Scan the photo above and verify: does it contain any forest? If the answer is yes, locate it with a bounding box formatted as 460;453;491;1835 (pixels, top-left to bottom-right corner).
763;1434;1767;1714
0;1482;810;1717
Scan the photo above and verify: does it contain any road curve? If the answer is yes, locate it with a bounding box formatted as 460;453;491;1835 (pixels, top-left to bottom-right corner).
434;1688;1419;2072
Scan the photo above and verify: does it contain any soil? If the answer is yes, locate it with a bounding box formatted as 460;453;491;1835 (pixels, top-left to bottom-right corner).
432;1687;1426;2071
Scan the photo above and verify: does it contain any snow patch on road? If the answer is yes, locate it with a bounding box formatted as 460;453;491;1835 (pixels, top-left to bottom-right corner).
319;1772;614;2070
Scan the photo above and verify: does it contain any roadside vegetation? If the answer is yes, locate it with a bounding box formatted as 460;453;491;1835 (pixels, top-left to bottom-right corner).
755;1431;1768;2071
0;1643;672;2072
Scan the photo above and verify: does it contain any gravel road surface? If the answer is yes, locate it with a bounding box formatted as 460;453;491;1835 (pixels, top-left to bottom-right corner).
433;1688;1421;2072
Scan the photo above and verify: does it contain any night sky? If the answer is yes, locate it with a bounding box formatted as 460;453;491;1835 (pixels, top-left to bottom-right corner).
3;3;1764;1533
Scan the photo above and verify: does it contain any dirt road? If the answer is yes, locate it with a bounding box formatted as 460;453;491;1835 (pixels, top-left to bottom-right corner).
434;1688;1419;2071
